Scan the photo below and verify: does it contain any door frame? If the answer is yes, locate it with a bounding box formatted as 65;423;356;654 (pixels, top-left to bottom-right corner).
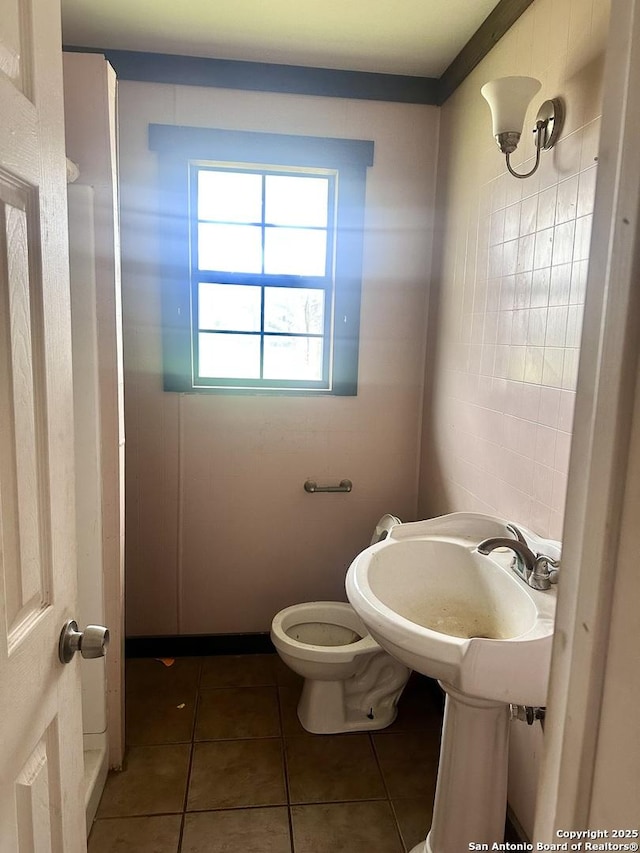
63;53;125;772
534;0;640;834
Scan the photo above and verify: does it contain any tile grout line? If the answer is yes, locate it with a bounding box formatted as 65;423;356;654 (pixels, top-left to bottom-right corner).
176;658;203;853
176;737;196;851
92;810;187;821
183;733;288;744
275;677;296;853
183;796;389;811
369;731;410;853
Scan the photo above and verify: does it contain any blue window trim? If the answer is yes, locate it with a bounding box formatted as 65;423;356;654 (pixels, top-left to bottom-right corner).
149;124;373;395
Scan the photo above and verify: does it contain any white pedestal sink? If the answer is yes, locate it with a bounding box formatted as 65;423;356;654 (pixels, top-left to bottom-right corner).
345;512;559;853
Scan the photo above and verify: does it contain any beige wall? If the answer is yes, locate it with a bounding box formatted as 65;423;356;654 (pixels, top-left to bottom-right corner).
418;0;610;837
119;82;439;637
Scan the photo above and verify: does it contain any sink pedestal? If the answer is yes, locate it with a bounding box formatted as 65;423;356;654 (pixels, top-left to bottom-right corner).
410;684;510;853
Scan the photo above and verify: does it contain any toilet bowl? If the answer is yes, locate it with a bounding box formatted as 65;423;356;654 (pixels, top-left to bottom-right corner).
270;515;411;734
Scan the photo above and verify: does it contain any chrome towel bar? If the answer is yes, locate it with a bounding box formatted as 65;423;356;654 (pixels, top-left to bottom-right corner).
304;479;353;494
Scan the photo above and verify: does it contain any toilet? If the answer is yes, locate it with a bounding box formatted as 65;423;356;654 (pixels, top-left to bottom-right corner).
270;514;411;734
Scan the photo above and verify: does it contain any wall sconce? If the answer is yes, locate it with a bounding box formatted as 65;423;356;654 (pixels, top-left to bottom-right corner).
481;76;564;179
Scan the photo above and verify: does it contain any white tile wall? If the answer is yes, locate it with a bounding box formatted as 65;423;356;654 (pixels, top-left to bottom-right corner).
417;0;611;836
420;0;610;542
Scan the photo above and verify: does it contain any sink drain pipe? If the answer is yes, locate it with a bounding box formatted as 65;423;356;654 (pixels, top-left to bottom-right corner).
510;704;546;726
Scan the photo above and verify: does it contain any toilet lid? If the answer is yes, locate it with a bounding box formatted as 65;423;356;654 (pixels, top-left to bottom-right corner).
369;514;401;545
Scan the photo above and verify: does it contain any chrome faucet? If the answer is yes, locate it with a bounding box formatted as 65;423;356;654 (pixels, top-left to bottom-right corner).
477;523;560;591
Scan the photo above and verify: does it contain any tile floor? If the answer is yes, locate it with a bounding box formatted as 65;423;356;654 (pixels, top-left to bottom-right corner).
89;654;445;853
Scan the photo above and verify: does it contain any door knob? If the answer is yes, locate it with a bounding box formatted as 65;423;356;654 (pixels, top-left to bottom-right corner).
59;619;110;664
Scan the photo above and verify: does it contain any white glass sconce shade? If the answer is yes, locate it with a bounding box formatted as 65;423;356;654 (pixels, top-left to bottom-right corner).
481;76;542;137
481;76;563;180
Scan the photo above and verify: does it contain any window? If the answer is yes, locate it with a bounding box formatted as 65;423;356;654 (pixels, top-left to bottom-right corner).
194;165;333;387
149;125;374;394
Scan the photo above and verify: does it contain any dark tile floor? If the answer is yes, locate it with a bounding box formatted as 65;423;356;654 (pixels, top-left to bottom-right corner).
89;654;444;853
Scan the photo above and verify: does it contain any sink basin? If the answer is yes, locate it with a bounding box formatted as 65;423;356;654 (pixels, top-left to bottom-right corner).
346;512;558;706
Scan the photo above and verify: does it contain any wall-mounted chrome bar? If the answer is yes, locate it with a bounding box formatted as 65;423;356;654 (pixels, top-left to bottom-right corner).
304;479;353;494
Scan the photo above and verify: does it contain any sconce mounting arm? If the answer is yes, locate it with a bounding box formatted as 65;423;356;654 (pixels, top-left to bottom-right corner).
495;97;564;180
505;121;544;179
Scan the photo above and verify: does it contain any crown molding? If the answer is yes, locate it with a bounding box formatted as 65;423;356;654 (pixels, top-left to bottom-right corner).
63;46;439;104
438;0;536;104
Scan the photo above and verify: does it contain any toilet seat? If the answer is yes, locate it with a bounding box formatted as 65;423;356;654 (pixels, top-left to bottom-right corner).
271;601;378;665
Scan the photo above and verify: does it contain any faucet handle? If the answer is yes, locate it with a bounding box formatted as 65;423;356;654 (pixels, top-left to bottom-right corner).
534;553;560;584
506;523;528;546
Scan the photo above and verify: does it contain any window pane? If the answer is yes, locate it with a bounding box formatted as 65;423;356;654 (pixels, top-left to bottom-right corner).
198;170;262;223
198;223;262;273
264;228;326;276
198;333;261;379
265;175;329;227
264;287;324;334
263;336;323;381
198;283;261;332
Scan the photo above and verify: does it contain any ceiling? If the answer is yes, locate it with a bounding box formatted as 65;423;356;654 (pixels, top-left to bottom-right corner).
61;0;502;79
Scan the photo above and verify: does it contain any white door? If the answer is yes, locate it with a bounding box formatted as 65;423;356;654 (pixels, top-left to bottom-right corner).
0;0;87;849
